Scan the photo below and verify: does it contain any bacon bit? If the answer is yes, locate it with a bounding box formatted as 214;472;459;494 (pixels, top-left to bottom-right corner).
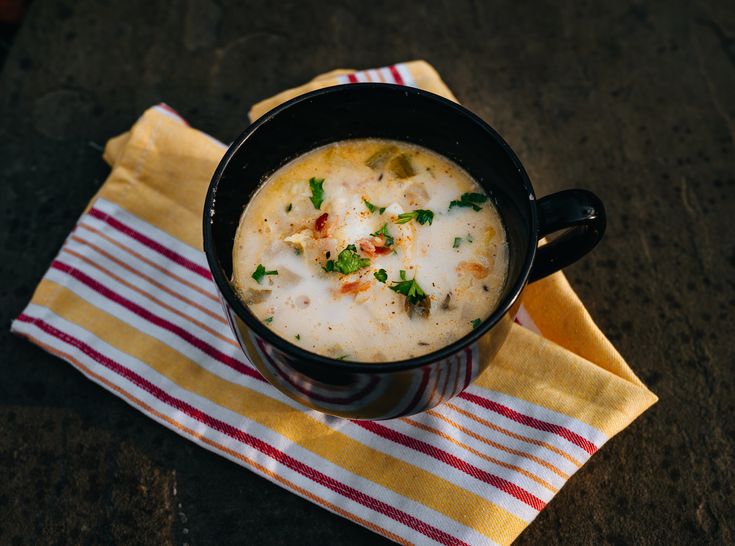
340;280;371;295
358;235;391;257
457;261;489;279
314;213;329;235
358;238;376;255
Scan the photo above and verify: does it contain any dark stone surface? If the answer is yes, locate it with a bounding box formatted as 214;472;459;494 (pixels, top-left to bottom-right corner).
1;0;733;544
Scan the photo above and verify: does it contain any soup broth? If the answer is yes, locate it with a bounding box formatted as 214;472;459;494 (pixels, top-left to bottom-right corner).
232;139;509;362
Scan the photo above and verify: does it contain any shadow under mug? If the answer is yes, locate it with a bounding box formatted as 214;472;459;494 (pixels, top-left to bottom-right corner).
203;84;605;420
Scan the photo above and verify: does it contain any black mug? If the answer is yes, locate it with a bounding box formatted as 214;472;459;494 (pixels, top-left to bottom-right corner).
203;84;605;420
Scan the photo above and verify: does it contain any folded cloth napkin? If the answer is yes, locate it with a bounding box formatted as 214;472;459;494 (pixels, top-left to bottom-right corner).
12;61;657;546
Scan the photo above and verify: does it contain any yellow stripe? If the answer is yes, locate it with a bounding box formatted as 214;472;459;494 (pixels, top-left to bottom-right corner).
23;335;409;546
31;280;528;544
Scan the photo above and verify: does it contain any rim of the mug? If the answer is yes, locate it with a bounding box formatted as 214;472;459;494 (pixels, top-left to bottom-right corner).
203;83;539;373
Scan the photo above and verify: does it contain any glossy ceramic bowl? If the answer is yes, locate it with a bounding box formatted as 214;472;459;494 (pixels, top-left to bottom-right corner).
203;84;605;420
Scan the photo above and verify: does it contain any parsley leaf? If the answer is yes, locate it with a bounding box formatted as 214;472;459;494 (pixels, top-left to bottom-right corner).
336;355;348;360
309;177;325;209
252;264;278;284
264;316;273;324
286;203;292;213
363;199;386;214
394;209;434;225
295;334;300;340
370;223;395;246
374;269;388;283
471;318;482;329
415;209;434;225
453;237;462;248
323;245;371;275
449;192;488;212
390;270;427;305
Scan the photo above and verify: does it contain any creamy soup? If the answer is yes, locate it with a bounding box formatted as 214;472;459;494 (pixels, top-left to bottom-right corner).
232;139;509;362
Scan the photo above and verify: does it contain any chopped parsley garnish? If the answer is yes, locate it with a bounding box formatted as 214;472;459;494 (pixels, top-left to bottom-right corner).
363;199;386;214
286;203;292;213
453;237;462;248
471;318;482;329
394;209;434;225
370;223;395;246
323;244;371;275
390;270;427;305
336;355;348;360
374;269;388;283
309;177;325;209
466;232;474;243
264;316;273;324
252;264;278;284
295;334;300;340
449;192;488;212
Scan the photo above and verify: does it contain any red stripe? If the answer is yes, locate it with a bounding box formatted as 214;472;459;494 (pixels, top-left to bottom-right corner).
459;391;598;455
389;65;405;85
16;313;468;546
356;421;546;511
87;208;213;280
347;73;358;83
51;260;261;382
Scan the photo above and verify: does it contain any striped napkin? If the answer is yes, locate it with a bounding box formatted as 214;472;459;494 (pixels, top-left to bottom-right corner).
12;61;657;546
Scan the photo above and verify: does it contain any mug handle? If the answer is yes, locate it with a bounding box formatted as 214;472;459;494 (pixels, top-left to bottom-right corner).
528;189;606;282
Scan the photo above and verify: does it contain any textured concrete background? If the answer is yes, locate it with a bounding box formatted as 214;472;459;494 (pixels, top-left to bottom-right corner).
1;0;733;544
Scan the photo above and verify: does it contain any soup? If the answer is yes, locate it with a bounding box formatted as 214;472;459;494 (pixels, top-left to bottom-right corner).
232;139;509;362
